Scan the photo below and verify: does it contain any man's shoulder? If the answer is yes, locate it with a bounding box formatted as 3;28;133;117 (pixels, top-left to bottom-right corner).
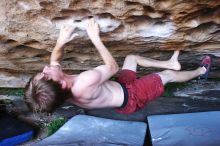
71;75;98;97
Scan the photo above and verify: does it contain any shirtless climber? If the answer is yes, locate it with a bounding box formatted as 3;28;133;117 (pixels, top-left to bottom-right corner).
24;18;211;114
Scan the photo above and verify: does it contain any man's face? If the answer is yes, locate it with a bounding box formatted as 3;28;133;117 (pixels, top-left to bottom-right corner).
35;65;63;82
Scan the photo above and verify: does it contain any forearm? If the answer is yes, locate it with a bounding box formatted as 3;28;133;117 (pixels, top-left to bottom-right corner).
86;18;119;72
92;38;119;72
50;43;65;64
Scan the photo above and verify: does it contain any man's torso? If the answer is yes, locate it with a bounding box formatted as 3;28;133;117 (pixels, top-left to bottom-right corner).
68;80;124;109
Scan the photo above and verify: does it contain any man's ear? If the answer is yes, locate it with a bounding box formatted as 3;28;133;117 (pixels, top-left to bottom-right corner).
60;80;67;89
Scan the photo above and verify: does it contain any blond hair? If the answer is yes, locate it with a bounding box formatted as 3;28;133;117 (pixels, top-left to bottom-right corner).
24;75;69;113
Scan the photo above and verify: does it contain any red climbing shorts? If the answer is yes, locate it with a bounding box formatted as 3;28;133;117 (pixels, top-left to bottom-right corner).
116;69;164;114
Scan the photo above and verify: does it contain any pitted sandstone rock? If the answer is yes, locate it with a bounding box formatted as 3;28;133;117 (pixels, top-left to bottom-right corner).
0;0;220;87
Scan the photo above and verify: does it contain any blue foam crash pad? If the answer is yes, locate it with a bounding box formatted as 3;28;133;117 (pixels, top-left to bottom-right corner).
147;111;220;146
34;115;147;146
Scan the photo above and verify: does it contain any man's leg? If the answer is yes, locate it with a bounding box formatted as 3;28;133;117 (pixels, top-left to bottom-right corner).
157;67;206;85
122;51;181;71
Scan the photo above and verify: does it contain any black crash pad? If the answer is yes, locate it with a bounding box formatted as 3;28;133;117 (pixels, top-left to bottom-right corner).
0;111;33;146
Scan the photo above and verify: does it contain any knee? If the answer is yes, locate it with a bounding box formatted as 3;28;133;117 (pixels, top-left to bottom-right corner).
125;54;137;60
125;54;140;62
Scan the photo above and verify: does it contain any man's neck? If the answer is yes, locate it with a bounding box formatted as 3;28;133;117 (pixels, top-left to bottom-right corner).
62;73;77;90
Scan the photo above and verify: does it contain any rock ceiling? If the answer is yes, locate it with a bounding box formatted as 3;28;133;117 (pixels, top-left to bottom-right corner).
0;0;220;87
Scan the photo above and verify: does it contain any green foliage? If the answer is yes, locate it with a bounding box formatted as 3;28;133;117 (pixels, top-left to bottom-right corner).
47;117;67;136
0;88;24;96
163;82;187;97
110;76;118;81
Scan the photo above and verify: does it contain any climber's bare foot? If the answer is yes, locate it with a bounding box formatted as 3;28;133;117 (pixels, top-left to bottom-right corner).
168;50;181;70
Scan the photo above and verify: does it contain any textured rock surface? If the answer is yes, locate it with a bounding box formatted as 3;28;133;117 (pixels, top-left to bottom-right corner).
0;0;220;87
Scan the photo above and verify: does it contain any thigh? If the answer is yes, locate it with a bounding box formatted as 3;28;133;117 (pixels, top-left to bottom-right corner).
156;70;173;85
137;73;164;101
122;55;138;72
118;70;137;84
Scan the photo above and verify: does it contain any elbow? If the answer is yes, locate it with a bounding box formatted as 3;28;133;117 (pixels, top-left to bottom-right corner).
111;63;119;73
107;63;119;74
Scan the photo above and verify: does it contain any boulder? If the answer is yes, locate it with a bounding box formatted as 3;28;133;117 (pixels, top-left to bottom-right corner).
0;0;220;87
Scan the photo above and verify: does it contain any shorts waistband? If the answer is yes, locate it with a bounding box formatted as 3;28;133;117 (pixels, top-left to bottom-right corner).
118;83;128;108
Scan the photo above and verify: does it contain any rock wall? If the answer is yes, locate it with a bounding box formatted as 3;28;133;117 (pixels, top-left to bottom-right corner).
0;0;220;87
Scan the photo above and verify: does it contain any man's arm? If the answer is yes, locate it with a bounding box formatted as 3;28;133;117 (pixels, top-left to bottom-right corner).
50;26;78;66
86;18;119;76
76;19;119;87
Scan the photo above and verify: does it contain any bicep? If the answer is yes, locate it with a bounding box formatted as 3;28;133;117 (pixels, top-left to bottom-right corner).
93;65;116;84
79;65;116;86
